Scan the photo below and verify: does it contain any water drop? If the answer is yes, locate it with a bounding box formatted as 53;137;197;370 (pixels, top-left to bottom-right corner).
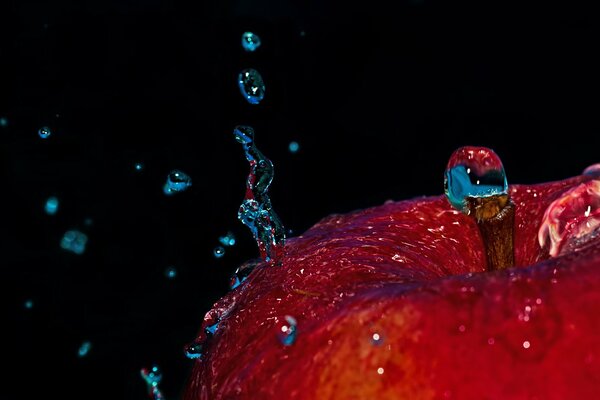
288;141;300;153
38;126;52;139
238;69;265;105
234;126;286;265
60;230;88;255
213;246;225;258
229;259;260;290
78;341;92;357
276;315;297;346
205;321;219;335
0;117;7;127
165;266;177;279
218;232;236;247
24;300;34;309
241;31;261;52
44;196;59;215
164;169;192;195
377;367;385;375
135;162;144;171
140;365;165;400
371;332;383;345
184;340;204;360
583;163;600;176
444;147;508;213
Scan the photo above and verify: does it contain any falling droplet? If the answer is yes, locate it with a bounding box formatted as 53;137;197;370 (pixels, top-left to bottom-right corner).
44;196;59;215
229;259;260;290
38;126;52;139
238;69;265;105
165;266;177;279
24;300;34;309
213;246;225;258
288;141;300;153
241;31;261;52
233;126;286;265
218;232;236;247
276;315;297;346
140;365;165;400
538;180;600;257
444;147;508;213
135;162;144;171
184;340;204;360
0;117;8;127
60;230;88;255
164;169;192;195
78;341;92;357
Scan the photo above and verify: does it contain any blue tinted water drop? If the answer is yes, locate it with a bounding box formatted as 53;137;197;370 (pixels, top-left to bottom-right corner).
288;141;300;153
218;232;236;247
277;315;297;346
165;266;177;279
135;162;144;171
184;340;204;360
0;117;7;127
24;300;34;309
238;69;265;105
78;341;92;357
241;32;262;52
213;246;225;258
140;365;165;400
45;196;59;215
205;322;219;335
229;259;260;290
60;230;88;255
38;126;51;139
233;126;286;265
164;169;192;195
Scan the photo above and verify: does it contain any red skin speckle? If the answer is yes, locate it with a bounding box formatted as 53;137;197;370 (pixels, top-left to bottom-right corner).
185;174;600;400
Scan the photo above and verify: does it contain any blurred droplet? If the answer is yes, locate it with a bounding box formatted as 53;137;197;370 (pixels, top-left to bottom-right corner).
276;315;297;346
44;196;59;215
140;365;165;400
78;341;92;357
164;170;192;195
241;31;261;52
184;340;204;360
288;141;300;153
0;117;8;127
238;69;265;105
218;232;236;247
60;230;88;255
135;162;144;171
165;266;177;279
213;246;225;258
24;300;34;309
38;126;52;139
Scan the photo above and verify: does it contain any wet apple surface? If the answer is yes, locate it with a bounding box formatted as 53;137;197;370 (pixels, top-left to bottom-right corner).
185;157;600;399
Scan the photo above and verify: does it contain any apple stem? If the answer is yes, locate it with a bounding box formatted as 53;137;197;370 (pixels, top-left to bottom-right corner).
466;195;515;271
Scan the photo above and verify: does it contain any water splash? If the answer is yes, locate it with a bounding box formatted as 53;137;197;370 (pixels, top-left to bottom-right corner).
78;341;92;357
38;126;51;139
233;125;285;265
140;365;165;400
218;232;236;247
44;196;59;215
163;170;192;195
60;230;88;255
276;315;297;346
238;69;265;105
241;32;261;52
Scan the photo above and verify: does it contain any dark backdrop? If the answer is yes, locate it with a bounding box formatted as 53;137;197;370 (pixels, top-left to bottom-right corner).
2;1;599;398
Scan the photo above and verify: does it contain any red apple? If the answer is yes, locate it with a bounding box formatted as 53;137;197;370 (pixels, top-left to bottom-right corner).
184;148;600;399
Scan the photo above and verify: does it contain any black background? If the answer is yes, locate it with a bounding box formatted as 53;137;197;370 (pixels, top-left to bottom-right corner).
2;1;599;398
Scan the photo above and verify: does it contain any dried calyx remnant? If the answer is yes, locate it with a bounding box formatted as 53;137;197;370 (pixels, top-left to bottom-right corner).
445;146;514;271
234;125;286;265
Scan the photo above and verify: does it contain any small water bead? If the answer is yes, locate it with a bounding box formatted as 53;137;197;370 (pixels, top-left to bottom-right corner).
213;246;225;258
165;266;177;279
229;259;260;290
165;170;192;194
444;147;508;213
583;163;600;176
24;300;34;309
205;321;219;335
140;365;165;400
277;315;297;346
238;68;266;105
371;332;383;345
78;341;92;357
60;230;88;255
288;141;300;153
218;232;236;247
0;117;8;127
241;32;261;52
184;340;204;360
44;196;59;215
38;126;52;139
135;162;144;171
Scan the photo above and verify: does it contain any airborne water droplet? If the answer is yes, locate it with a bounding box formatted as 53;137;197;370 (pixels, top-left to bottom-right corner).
38;126;52;139
164;169;192;195
288;141;300;153
24;299;34;309
218;232;236;247
45;196;59;215
213;246;225;258
60;230;88;255
184;340;204;360
135;162;144;171
229;259;260;290
238;69;265;105
241;32;261;52
444;147;508;212
233;126;286;265
140;365;165;399
0;117;8;127
165;266;177;279
78;341;92;357
276;315;297;346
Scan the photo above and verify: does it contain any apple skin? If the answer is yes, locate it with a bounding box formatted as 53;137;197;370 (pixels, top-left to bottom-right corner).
185;174;600;399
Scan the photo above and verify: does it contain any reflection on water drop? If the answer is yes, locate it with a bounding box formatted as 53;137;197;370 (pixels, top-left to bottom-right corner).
45;196;59;215
371;332;383;345
444;147;508;212
78;341;92;357
165;266;177;279
164;170;192;195
60;230;88;255
277;315;297;346
288;141;300;153
241;32;261;52
234;126;286;265
140;365;165;400
213;246;225;258
184;340;204;360
38;126;52;139
229;259;260;290
238;69;265;105
218;232;236;247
